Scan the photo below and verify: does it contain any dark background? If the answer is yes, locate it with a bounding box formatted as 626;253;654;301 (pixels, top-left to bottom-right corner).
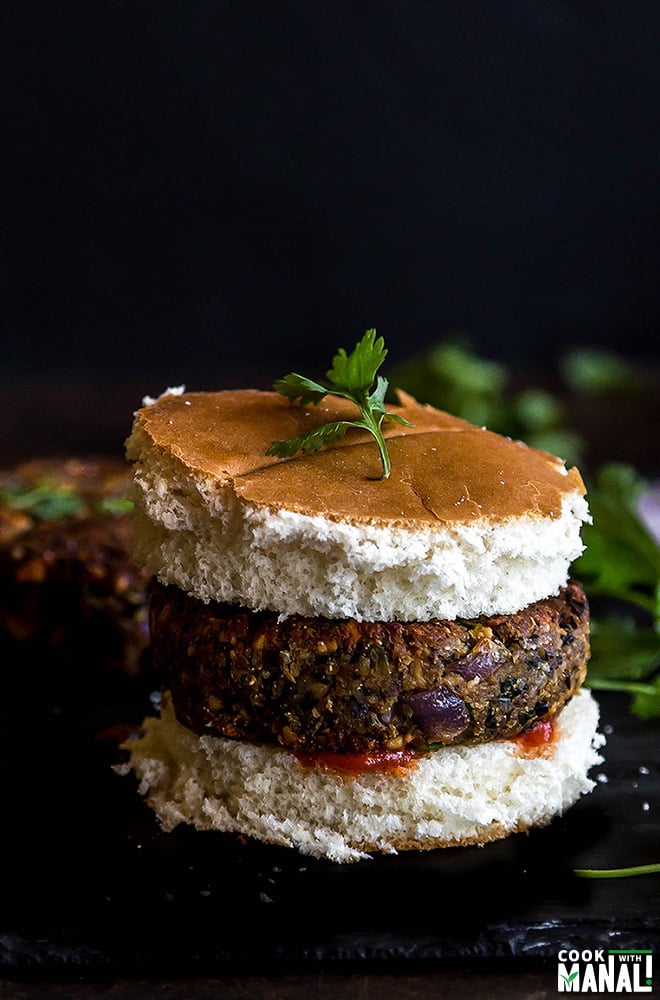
3;0;660;399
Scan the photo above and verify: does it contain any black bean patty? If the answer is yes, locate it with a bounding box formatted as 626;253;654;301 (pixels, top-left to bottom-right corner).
0;457;150;674
152;578;590;752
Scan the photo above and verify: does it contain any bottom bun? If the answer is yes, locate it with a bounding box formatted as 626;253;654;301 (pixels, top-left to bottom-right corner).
118;689;605;863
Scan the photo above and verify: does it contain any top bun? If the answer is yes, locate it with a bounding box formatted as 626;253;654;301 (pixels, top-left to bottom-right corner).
126;387;589;622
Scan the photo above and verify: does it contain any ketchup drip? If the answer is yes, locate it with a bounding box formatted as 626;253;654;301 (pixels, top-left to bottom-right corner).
294;716;557;776
510;718;557;757
294;747;418;776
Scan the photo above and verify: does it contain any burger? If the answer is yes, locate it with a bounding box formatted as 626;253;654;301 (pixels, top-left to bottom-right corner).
119;335;604;862
0;455;149;676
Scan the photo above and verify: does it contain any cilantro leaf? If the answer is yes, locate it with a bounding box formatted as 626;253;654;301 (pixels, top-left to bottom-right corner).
1;481;135;521
0;482;85;520
326;329;388;395
587;617;660;682
586;617;660;717
267;329;413;479
576;464;660;718
560;347;640;395
272;373;328;406
97;496;135;515
575;464;660;618
266;421;354;458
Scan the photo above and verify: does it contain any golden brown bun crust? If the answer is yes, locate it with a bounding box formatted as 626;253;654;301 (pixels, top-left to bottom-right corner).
133;388;585;528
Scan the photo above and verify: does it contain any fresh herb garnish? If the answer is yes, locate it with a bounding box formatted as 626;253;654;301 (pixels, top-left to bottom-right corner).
0;482;135;520
573;464;660;717
574;863;660;879
559;347;640;395
584;617;660;718
0;482;85;520
574;464;660;618
266;329;413;479
98;496;135;516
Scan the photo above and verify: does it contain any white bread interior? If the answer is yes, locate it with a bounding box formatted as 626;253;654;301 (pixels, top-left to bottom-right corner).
126;388;590;621
118;688;604;864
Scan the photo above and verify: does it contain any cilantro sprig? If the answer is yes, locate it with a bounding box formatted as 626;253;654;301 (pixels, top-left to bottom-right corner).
266;329;413;479
575;464;660;618
573;464;660;717
0;481;134;520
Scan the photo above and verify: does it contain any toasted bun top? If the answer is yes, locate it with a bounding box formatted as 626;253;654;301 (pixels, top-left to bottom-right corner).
132;387;585;528
127;387;589;619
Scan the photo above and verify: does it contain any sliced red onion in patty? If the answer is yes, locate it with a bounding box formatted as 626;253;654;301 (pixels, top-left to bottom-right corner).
404;686;469;742
451;639;506;680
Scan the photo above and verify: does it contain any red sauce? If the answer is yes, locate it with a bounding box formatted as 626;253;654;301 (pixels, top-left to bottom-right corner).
510;718;557;757
294;718;558;774
294;747;418;776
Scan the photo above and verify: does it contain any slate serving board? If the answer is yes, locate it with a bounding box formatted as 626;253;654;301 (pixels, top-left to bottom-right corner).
1;658;658;979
